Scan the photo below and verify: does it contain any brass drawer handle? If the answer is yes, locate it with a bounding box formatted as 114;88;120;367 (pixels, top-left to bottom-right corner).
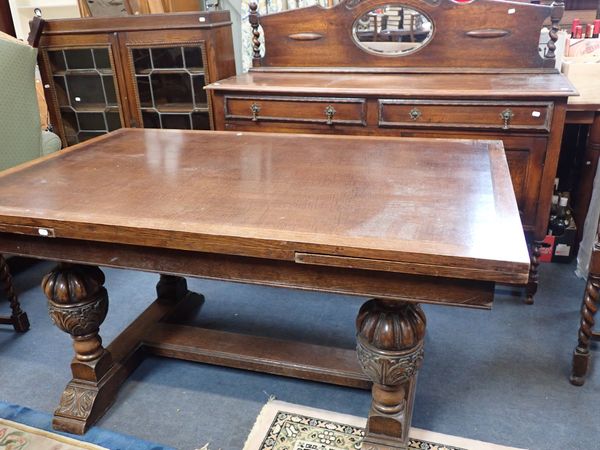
250;103;261;121
324;105;336;125
500;108;514;129
409;108;421;121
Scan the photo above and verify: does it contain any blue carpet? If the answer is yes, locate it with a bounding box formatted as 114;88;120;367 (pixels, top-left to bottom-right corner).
0;400;174;450
0;260;597;450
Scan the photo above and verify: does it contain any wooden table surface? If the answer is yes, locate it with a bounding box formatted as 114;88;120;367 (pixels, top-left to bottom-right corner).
0;128;528;284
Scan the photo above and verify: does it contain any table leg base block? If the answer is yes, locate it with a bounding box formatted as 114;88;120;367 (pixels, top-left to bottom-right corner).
361;433;409;450
71;351;113;382
570;349;590;386
52;379;114;435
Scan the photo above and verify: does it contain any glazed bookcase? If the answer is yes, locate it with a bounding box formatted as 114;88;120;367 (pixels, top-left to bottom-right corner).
35;11;235;147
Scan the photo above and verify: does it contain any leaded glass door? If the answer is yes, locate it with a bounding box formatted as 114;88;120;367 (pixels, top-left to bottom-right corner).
127;42;211;130
40;40;125;147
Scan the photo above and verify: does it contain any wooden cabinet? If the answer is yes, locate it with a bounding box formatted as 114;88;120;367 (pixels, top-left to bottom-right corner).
36;12;235;147
207;0;577;303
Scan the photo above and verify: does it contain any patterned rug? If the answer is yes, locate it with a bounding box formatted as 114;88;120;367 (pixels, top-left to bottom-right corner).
0;417;107;450
0;400;175;450
243;400;526;450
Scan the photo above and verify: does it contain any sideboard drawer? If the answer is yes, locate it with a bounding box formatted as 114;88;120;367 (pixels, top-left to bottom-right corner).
224;95;367;126
379;100;553;131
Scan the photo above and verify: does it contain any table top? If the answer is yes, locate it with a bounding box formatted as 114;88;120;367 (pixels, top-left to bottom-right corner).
0;129;529;284
206;72;577;99
565;66;600;111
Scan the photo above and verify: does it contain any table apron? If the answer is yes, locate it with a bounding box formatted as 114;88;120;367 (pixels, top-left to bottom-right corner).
0;233;494;309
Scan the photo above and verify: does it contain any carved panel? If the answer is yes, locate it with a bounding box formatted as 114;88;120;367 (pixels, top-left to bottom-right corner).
357;339;424;385
48;294;109;337
56;385;98;419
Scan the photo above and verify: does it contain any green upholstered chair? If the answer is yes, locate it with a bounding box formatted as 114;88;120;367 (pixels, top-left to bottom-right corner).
0;31;61;331
0;31;61;171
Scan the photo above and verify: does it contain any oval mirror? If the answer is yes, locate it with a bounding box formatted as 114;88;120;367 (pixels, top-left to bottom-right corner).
352;5;434;56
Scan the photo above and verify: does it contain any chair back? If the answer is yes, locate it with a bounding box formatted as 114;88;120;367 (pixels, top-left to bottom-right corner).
0;32;43;172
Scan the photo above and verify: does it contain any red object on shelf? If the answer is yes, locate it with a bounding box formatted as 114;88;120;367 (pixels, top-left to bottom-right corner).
571;18;581;37
575;25;583;39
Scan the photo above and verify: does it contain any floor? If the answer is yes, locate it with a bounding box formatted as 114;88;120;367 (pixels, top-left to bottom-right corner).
0;260;597;450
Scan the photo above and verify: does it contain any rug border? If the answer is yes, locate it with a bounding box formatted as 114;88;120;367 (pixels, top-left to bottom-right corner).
242;400;527;450
0;417;108;450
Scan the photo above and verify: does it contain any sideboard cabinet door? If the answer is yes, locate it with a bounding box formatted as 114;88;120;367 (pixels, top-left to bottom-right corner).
502;136;547;231
400;131;547;233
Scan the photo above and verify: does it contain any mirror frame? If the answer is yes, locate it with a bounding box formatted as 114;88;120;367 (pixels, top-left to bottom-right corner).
351;4;435;57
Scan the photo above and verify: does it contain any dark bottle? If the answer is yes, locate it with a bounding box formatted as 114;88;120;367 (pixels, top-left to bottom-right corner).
549;196;568;236
550;194;559;216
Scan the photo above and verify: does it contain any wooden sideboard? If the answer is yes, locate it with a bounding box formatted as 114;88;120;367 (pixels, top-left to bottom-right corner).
35;12;235;147
208;0;577;303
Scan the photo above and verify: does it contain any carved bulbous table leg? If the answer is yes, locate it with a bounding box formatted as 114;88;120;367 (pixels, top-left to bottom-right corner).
525;240;542;305
0;255;30;332
570;273;599;386
42;263;113;434
356;299;426;450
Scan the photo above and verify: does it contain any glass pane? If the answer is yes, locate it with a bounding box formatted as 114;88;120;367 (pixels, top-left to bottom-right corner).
151;73;193;106
132;45;206;131
192;112;210;130
136;76;153;107
93;48;111;69
192;75;207;106
151;47;184;69
64;49;95;69
62;110;78;144
161;114;191;129
53;76;69;106
142;111;161;128
353;5;433;56
48;51;66;72
78;112;106;131
66;75;106;106
106;112;121;131
102;75;117;105
47;46;120;145
132;48;152;73
79;131;104;142
184;47;204;71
